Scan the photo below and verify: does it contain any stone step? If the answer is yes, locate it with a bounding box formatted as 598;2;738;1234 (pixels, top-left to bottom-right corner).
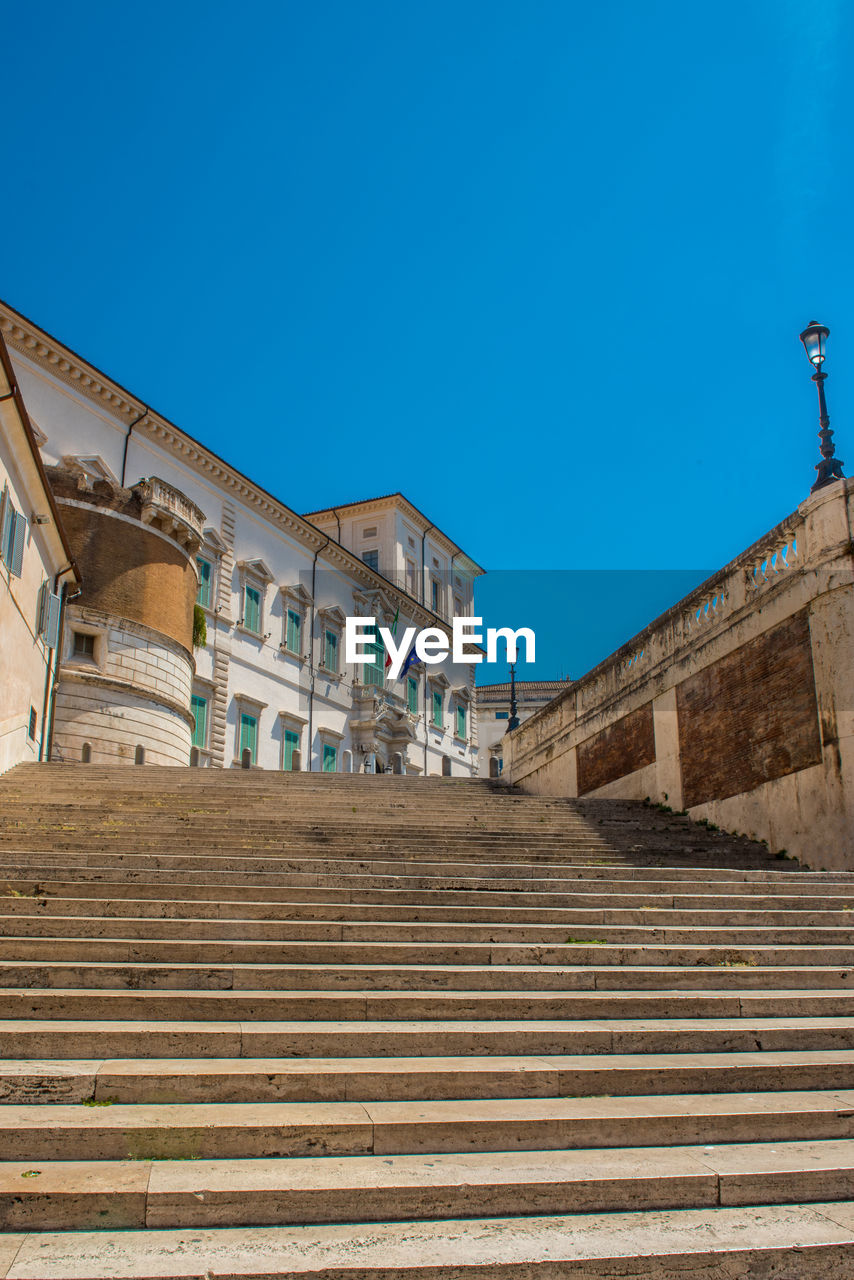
5;986;854;1023
3;861;848;896
4;960;854;992
2;936;853;969
5;1091;854;1162
7;987;854;1023
1;860;845;894
3;1139;854;1232
2;895;852;927
2;913;852;946
6;1016;854;1059
2;1201;854;1279
7;1050;854;1105
4;876;854;909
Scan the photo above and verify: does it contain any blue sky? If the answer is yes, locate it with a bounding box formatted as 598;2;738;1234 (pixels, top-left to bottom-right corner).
1;1;850;681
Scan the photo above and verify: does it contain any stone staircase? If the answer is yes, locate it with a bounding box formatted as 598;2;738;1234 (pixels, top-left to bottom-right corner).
0;764;853;1276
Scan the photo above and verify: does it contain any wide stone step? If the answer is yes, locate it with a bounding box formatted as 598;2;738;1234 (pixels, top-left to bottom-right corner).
3;936;853;969
5;1091;854;1162
5;987;854;1023
3;1139;854;1231
1;860;847;895
2;914;852;946
7;1016;854;1058
3;1201;854;1278
4;876;854;909
3;960;854;992
7;1050;854;1105
2;895;852;927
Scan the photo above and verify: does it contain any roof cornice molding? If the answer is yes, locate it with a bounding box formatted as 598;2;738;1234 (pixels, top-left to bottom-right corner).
307;494;484;575
0;300;485;597
0;308;145;421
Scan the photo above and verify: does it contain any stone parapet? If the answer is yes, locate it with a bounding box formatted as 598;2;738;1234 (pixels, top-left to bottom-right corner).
505;479;854;870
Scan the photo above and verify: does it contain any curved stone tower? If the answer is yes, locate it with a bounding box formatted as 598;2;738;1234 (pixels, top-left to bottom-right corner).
47;464;204;766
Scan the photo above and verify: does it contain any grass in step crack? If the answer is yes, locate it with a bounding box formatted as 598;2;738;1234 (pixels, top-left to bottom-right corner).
566;938;608;945
81;1097;117;1107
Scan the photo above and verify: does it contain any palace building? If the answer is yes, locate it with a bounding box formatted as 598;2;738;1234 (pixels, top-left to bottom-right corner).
0;300;484;775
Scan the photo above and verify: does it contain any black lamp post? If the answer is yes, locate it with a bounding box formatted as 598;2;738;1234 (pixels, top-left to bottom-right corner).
507;662;519;732
799;320;845;492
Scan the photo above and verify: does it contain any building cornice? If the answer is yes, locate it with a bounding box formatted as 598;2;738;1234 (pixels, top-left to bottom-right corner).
304;493;485;576
0;299;484;612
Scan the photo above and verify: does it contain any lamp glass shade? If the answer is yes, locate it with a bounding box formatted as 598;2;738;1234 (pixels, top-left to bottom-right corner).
800;321;829;367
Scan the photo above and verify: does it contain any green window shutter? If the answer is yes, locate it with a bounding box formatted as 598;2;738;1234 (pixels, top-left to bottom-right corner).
324;629;338;671
243;586;261;633
287;609;301;653
432;689;443;727
191;696;208;749
240;713;257;762
365;635;384;687
456;704;466;739
284;729;299;770
45;591;61;650
322;743;337;772
196;558;212;608
9;511;26;578
0;490;11;565
38;584;61;649
407;676;417;713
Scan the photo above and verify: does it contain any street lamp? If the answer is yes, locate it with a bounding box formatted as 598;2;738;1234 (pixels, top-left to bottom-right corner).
799;320;845;492
507;662;519;733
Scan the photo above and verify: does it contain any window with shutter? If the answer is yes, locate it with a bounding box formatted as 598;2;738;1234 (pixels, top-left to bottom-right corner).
191;696;208;749
239;713;258;763
407;676;418;713
196;558;213;608
9;510;26;578
283;729;300;771
45;592;61;650
324;629;338;672
37;584;62;649
364;636;384;687
286;609;302;654
432;689;443;727
322;743;337;772
243;585;261;633
0;490;11;564
456;704;466;739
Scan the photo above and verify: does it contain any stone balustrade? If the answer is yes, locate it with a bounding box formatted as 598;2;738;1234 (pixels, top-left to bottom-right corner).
137;476;205;553
504;480;854;870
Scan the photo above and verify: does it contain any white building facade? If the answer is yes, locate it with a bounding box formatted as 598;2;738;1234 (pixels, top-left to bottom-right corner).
0;301;484;776
475;680;569;777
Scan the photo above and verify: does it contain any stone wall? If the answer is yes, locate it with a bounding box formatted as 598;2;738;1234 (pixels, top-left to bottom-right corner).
51;606;194;767
504;479;854;871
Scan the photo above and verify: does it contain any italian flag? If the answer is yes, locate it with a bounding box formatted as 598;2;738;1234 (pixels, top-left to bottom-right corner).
384;607;400;668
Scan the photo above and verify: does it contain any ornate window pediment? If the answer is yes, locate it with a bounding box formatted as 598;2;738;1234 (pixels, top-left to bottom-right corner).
318;604;347;628
237;557;275;584
61;454;121;491
202;527;229;555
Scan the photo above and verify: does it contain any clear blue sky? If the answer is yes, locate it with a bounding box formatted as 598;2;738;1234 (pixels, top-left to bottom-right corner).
1;1;850;680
